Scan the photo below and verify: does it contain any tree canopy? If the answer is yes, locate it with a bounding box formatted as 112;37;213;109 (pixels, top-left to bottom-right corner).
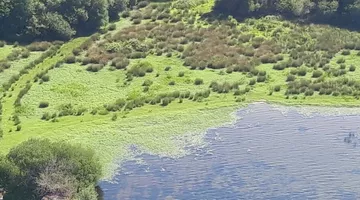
0;139;102;200
213;0;360;28
0;0;130;41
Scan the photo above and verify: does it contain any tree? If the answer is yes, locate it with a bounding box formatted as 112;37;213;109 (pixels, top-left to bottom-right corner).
213;0;360;28
0;0;130;41
1;139;102;199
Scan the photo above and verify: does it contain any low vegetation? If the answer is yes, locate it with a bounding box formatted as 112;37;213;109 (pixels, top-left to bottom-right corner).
2;0;360;190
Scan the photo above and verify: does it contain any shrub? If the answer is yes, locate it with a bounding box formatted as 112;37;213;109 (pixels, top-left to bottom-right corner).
27;42;51;51
260;54;276;63
273;63;286;70
290;69;298;75
165;66;171;71
0;41;5;47
41;75;50;82
297;67;307;76
194;78;204;85
274;85;281;92
333;91;340;96
257;76;266;82
82;57;91;65
258;71;266;76
65;56;76;64
169;81;175;85
138;1;149;8
304;89;314;96
312;70;323;78
249;79;256;85
161;97;170;106
133;19;142;24
21;50;31;58
286;75;296;82
178;71;185;77
129;51;146;59
112;57;130;69
142;79;153;86
337;58;345;64
340;64;346;69
16;125;22;131
111;114;118;121
121;10;130;18
108;24;116;31
72;48;81;56
341;50;351;55
127;61;153;77
349;65;356;72
86;64;104;72
345;43;356;49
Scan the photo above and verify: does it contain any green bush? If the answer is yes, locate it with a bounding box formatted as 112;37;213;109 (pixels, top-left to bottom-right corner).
86;64;104;72
341;50;351;55
274;85;281;92
178;71;185;77
121;10;130;18
41;75;50;82
337;58;345;64
169;81;176;85
16;125;21;131
27;42;51;51
194;78;204;85
273;63;286;70
304;89;314;96
21;50;31;58
133;18;142;25
112;57;130;69
286;75;296;82
127;61;153;77
257;76;266;82
258;71;266;76
142;79;153;86
165;66;171;71
297;67;307;76
108;24;117;31
249;79;256;85
138;1;149;8
349;65;356;72
0;41;5;47
312;70;323;78
65;56;76;64
39;101;49;108
161;97;170;106
111;113;118;121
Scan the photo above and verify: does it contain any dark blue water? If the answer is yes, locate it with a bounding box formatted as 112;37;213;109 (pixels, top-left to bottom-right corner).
100;103;360;200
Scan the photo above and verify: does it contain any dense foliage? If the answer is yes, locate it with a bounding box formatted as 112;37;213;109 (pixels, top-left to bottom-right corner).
214;0;360;28
0;139;101;200
0;0;130;41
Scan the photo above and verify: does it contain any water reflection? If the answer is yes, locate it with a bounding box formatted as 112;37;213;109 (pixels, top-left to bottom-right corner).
100;103;360;200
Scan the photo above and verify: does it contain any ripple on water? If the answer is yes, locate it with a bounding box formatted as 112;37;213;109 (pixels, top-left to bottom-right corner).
100;103;360;200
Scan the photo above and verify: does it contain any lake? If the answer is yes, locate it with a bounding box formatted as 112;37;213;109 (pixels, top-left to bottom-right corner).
99;103;360;199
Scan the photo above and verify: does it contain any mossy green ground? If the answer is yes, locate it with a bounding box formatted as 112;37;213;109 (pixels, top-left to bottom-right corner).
2;0;360;179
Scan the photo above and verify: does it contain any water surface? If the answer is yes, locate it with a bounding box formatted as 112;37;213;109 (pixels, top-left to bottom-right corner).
100;103;360;199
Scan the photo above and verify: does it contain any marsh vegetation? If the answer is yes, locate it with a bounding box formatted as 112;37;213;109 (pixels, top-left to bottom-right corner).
2;1;360;196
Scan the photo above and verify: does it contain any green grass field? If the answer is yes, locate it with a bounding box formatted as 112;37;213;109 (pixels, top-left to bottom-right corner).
2;0;360;179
